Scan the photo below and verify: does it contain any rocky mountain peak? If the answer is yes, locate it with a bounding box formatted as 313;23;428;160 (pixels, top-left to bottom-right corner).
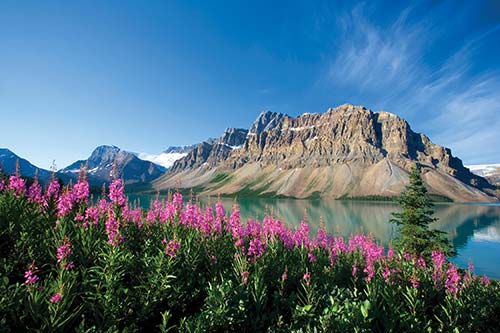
218;128;248;147
156;104;498;202
250;110;286;134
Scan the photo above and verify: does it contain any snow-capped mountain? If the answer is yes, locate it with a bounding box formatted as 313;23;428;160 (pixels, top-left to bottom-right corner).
60;145;165;185
136;145;199;169
467;164;500;185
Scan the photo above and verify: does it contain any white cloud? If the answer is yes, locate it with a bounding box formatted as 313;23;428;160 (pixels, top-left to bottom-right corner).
326;5;500;164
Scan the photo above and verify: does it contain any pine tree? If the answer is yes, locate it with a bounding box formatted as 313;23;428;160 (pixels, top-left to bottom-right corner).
390;165;454;258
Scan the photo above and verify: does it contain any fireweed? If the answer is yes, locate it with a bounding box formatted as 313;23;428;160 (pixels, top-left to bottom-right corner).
0;175;498;332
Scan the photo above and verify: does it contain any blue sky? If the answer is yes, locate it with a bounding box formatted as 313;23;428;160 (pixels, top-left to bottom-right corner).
0;0;499;169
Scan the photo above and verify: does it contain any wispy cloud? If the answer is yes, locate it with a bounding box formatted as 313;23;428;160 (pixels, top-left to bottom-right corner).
325;4;500;164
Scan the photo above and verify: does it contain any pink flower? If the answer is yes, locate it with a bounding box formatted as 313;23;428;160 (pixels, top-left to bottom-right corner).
445;263;461;295
387;246;394;259
247;238;266;258
479;275;490;286
46;180;60;199
173;192;183;211
431;250;446;284
164;239;181;257
382;267;391;282
57;190;74;217
241;271;249;284
56;238;72;264
303;271;311;286
308;253;317;263
72;180;89;203
8;175;26;197
28;182;47;206
0;180;5;192
352;264;358;277
214;202;224;234
281;271;288;281
50;293;62;303
410;275;420;289
64;261;75;271
106;212;122;246
24;269;39;285
109;179;126;206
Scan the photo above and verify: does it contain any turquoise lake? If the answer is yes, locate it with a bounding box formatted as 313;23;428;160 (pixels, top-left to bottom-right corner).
127;194;500;279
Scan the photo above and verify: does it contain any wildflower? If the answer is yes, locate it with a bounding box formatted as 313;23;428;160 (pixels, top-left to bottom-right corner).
8;175;26;197
293;221;310;247
56;238;72;264
281;269;288;281
352;264;358;277
0;180;5;192
431;250;446;284
164;239;180;257
64;261;75;271
416;257;427;269
50;293;62;303
479;275;490;286
364;263;375;282
241;271;249;284
72;180;89;203
303;271;311;286
173;192;183;211
214;201;224;234
382;267;391;282
468;260;475;275
105;212;122;246
445;263;461;295
24;269;39;285
109;179;126;206
308;253;317;263
410;275;420;289
46;180;60;199
28;181;46;206
387;246;394;259
247;238;266;258
57;190;73;217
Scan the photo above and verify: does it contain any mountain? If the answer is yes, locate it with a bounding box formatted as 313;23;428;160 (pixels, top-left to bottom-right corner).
467;164;500;186
136;145;199;170
153;104;498;202
0;148;52;182
60;145;165;185
169;128;248;173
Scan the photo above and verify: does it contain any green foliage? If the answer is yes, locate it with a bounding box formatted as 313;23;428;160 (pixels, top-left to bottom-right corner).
0;183;499;331
391;165;454;258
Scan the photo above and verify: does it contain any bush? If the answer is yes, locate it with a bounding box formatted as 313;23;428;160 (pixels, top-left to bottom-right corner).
0;174;499;331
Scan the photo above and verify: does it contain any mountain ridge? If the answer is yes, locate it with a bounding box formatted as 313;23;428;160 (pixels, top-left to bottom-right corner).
153;104;498;202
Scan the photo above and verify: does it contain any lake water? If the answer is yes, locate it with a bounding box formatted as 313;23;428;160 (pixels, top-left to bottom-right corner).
128;194;500;279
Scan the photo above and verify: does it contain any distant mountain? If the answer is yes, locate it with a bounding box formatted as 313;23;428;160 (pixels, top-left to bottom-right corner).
0;148;52;182
154;104;498;202
467;164;500;185
60;145;165;185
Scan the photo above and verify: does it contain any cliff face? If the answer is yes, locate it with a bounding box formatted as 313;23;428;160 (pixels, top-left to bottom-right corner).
155;104;497;202
169;128;248;173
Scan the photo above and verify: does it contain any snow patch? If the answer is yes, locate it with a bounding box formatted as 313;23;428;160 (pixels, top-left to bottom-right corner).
137;152;187;169
289;126;315;132
466;164;500;177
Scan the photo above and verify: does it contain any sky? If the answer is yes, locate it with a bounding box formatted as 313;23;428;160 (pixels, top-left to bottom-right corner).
0;0;499;169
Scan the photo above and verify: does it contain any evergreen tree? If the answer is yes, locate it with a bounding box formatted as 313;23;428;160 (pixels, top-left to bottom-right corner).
390;165;454;258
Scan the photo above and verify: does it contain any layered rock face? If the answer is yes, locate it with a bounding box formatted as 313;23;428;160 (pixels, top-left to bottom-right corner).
170;128;248;172
155;104;497;202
